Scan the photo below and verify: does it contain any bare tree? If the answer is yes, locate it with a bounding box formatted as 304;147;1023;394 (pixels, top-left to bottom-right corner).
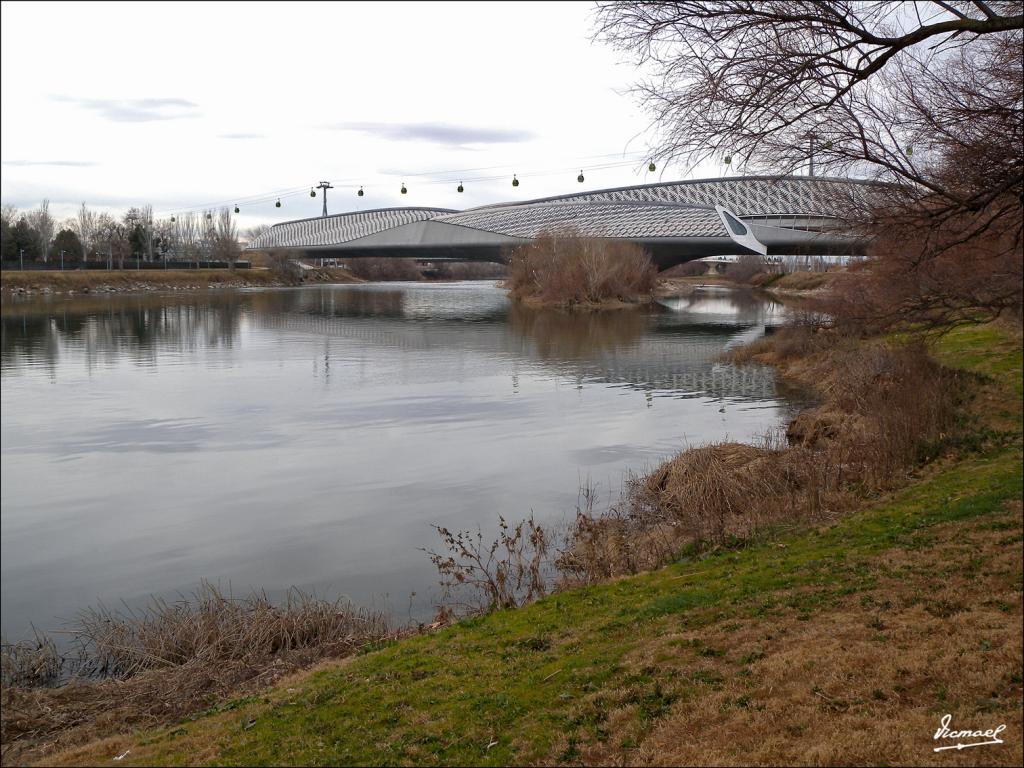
242;224;270;245
25;199;54;263
596;1;1023;327
725;253;767;285
213;207;240;267
199;210;218;264
174;212;201;265
595;2;1022;209
152;217;176;262
141;204;154;263
74;203;97;261
94;213;130;268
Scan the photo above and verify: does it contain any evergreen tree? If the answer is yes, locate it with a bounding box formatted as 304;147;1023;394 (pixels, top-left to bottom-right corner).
51;229;84;261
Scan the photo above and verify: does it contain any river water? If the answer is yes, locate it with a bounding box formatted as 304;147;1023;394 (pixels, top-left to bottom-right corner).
1;282;800;639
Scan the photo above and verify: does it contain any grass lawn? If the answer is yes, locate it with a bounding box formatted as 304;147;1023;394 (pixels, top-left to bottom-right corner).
42;324;1024;767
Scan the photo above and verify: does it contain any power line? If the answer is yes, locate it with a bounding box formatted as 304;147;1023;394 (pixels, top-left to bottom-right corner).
153;149;661;218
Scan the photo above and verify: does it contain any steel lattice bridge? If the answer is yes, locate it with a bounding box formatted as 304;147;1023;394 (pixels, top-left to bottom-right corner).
246;175;882;269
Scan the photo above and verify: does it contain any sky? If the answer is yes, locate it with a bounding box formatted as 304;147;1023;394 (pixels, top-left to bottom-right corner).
0;1;732;231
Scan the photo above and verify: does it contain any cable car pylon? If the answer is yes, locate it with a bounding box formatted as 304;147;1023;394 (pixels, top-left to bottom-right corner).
316;181;334;217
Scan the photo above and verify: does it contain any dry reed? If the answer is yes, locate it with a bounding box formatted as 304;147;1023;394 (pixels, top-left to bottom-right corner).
1;629;63;689
1;583;398;764
72;581;393;680
557;333;963;583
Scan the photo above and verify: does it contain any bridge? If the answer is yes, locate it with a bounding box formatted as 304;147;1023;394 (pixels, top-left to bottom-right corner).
246;175;883;270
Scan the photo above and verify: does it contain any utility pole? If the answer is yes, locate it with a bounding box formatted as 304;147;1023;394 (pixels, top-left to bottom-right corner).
60;249;65;271
19;248;24;271
317;181;334;217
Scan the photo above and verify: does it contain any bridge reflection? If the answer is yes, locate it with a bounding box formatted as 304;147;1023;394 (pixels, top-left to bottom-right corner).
2;284;789;403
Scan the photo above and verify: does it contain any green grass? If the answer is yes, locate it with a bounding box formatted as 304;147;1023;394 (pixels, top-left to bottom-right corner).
931;323;1024;420
931;323;1023;390
59;446;1020;767
50;323;1024;766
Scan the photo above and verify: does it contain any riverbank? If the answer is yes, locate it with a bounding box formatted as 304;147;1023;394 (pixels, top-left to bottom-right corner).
657;270;842;300
0;267;362;296
6;320;1020;767
751;269;844;298
511;293;657;311
655;274;733;298
0;265;833;302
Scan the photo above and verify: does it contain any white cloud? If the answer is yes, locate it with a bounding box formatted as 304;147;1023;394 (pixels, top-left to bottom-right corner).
51;96;201;122
0;1;713;227
330;122;535;148
3;160;97;167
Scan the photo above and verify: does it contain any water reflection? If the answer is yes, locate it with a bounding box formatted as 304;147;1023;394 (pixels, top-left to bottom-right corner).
507;304;648;360
2;293;243;373
1;282;799;640
654;285;787;324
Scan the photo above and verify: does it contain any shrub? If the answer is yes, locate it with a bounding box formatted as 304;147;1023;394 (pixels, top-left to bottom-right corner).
265;249;303;283
424;516;550;616
817;203;1023;335
724;253;768;285
505;232;658;307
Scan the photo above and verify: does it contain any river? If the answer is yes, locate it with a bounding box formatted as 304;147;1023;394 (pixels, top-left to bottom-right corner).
1;281;801;639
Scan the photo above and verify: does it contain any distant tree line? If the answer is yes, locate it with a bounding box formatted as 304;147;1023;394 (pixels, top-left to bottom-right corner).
0;201;242;268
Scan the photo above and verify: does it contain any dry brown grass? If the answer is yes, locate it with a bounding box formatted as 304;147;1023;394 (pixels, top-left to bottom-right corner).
769;269;840;292
72;582;392;679
556;500;1024;767
1;631;62;689
556;480;684;586
0;266;360;295
560;331;963;583
0;269;282;293
505;232;658;308
0;584;397;765
638;440;806;540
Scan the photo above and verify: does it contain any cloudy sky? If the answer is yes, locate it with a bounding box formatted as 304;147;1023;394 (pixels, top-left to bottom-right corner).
1;1;722;230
